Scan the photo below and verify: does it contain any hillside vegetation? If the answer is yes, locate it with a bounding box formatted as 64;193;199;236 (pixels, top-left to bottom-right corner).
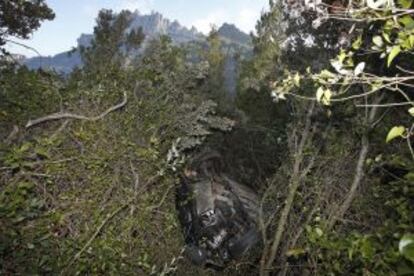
1;0;413;275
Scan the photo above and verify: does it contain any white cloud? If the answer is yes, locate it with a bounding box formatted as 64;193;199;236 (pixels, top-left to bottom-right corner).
191;6;263;35
118;0;154;13
82;3;100;17
82;0;155;19
237;9;258;33
192;10;227;34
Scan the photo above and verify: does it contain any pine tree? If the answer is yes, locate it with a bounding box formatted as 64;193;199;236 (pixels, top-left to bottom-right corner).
0;0;54;53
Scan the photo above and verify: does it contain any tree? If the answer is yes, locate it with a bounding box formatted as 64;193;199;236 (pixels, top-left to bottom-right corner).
80;9;145;76
202;27;227;103
256;0;414;274
0;0;55;53
0;10;235;274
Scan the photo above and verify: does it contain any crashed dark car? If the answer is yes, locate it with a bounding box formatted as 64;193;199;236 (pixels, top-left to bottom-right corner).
176;151;260;268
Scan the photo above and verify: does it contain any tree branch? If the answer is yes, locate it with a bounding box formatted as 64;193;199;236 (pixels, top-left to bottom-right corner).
4;38;42;57
261;102;315;275
327;95;383;229
26;91;127;128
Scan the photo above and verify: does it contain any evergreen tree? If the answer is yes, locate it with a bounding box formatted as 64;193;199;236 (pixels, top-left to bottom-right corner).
203;27;227;103
81;10;145;77
0;0;54;53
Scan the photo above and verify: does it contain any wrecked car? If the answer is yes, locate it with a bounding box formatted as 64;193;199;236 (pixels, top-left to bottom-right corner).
176;151;260;268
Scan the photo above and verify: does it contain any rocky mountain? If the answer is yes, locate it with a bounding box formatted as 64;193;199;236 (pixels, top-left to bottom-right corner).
24;11;252;74
127;11;204;43
24;34;89;74
218;23;252;46
24;50;82;74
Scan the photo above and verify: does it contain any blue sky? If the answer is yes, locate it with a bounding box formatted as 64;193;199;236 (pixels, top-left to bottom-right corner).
5;0;269;57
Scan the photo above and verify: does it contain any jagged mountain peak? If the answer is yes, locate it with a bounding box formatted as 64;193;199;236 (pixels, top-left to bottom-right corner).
217;23;252;46
24;10;252;73
77;33;93;48
126;10;203;43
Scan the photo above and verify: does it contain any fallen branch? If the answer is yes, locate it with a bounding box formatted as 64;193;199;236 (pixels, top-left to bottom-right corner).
26;91;128;128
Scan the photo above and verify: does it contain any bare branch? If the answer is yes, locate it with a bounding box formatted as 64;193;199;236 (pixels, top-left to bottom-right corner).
26;91;128;128
356;102;414;107
322;9;414;23
4;38;42;57
407;124;414;160
327;95;383;229
261;103;315;275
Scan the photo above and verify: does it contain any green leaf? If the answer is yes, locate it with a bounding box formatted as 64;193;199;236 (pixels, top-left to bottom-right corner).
383;32;392;43
354;62;365;76
360;237;375;260
386;126;406;142
368;0;389;9
352;35;362;49
286;248;307;257
338;50;347;63
399;15;414;29
387;46;401;67
373;35;384;47
19;142;32;153
319;69;336;79
322;89;332;106
398;0;413;8
401;37;412;49
316;87;332;105
315;227;323;237
316;87;325;103
293;72;301;87
35;147;50;159
409;107;414;116
399;234;414;263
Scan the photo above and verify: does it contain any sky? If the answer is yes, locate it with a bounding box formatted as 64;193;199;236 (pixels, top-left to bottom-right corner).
5;0;269;58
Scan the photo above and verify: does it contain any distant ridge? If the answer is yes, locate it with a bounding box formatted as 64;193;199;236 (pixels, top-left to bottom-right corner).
24;10;252;73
